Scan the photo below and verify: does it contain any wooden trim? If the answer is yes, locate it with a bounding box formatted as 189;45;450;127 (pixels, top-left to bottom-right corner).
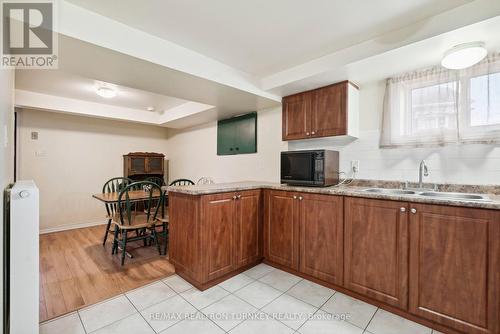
39;220;107;234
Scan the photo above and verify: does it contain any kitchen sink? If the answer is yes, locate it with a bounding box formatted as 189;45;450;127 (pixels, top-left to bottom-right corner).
363;188;491;202
418;192;491;201
364;188;416;195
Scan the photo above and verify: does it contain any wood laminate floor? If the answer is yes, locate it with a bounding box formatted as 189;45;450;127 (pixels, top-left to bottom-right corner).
39;224;175;322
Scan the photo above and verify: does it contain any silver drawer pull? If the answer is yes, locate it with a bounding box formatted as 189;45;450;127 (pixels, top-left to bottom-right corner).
400;207;406;212
411;208;417;214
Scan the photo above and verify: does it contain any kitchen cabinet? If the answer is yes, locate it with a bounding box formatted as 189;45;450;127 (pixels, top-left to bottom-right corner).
263;190;299;270
169;190;262;289
217;112;257;155
299;193;343;285
344;197;409;309
264;190;343;284
408;204;500;334
282;81;358;141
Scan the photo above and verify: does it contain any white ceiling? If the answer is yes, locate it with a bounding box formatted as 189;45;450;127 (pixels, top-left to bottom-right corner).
15;70;188;112
64;0;472;76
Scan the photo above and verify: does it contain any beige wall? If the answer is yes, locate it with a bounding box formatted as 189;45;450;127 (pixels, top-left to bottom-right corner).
0;68;14;332
166;107;287;183
18;109;169;231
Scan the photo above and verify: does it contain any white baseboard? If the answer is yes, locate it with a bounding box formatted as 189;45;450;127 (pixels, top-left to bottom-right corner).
40;220;107;234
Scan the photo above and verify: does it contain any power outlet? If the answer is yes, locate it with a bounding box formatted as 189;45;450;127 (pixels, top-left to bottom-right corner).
351;160;360;173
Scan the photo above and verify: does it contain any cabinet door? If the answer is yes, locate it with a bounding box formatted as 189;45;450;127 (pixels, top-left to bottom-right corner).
344;197;409;309
311;82;347;137
147;157;164;174
409;204;500;334
234;190;261;267
282;93;311;140
299;193;343;285
202;193;236;281
130;157;146;174
217;120;236;155
263;190;299;270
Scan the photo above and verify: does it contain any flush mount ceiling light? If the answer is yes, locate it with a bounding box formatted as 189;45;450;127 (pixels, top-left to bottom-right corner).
146;106;155;112
441;42;487;70
96;86;117;98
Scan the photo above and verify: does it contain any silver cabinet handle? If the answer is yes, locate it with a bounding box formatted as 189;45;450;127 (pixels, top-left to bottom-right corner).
232;195;237;200
299;196;303;201
411;208;417;214
311;131;316;135
237;194;241;199
293;195;297;199
306;132;310;136
400;207;406;212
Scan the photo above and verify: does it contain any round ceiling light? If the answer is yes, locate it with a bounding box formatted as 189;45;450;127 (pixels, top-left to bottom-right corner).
441;42;487;70
96;86;117;98
146;106;155;112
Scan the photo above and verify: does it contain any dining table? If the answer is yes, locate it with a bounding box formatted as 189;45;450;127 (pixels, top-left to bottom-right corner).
92;187;168;258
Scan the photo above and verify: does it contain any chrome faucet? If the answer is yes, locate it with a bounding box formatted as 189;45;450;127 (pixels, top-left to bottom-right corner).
418;160;429;189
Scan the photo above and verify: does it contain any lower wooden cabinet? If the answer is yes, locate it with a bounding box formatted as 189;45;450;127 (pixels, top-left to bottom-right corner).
264;190;343;284
408;204;500;334
263;190;299;270
344;197;409;309
299;193;343;285
169;190;262;289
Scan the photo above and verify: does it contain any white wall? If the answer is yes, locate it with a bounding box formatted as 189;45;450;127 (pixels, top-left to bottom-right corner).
289;81;500;185
166;107;287;183
0;68;15;334
18;109;170;232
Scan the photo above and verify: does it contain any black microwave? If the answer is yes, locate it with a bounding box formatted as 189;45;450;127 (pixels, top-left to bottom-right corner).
281;150;339;187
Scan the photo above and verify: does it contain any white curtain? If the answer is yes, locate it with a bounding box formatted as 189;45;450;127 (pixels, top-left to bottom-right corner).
380;53;500;148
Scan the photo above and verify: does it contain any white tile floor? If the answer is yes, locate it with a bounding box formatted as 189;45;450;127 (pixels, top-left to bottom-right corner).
40;264;444;334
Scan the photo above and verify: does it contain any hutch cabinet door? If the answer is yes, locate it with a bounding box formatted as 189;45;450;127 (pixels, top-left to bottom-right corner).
344;197;409;309
147;157;164;174
409;204;500;334
299;193;343;285
130;156;146;174
263;190;299;270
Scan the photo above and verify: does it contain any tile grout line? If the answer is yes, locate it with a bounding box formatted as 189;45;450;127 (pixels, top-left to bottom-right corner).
76;311;88;334
294;288;337;334
123;293;159;334
364;307;380;333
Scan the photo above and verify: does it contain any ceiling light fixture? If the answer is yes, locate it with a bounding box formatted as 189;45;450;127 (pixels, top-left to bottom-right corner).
441;42;487;70
96;86;117;98
146;106;155;112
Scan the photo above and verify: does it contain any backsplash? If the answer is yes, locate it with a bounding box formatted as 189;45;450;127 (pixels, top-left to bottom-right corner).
288;129;500;186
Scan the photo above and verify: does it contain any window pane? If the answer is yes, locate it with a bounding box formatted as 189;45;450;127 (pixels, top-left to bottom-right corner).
410;82;457;134
470;72;500;126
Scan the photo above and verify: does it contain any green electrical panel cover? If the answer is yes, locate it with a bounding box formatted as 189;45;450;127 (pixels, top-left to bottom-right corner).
217;112;257;155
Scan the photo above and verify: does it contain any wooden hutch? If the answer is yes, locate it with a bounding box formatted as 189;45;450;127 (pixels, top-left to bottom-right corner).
123;152;167;183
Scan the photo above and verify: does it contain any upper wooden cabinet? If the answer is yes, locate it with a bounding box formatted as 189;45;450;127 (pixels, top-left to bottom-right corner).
408;204;500;334
344;197;409;309
282;81;359;141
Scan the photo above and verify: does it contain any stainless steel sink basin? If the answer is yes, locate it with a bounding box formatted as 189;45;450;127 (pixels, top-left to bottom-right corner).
418;192;491;201
364;188;416;195
363;188;491;202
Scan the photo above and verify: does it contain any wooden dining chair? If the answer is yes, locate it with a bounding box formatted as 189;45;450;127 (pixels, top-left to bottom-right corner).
145;176;165;187
169;178;195;186
101;177;133;246
111;181;163;265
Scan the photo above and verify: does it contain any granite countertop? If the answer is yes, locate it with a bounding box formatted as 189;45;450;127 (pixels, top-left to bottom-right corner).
167;181;500;210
